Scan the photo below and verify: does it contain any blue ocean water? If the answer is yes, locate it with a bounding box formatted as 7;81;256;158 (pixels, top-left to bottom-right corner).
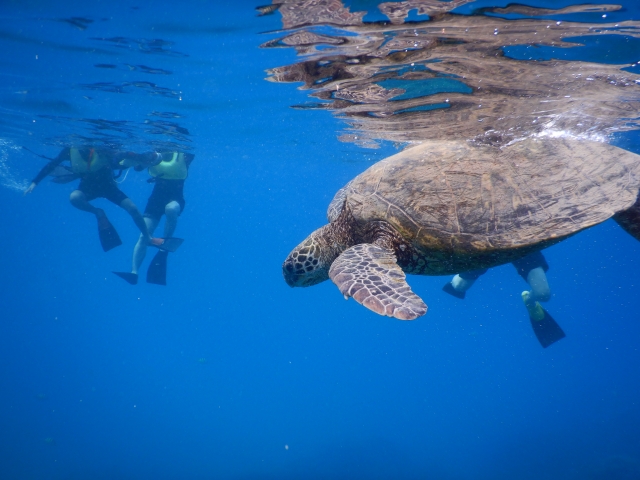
1;1;640;479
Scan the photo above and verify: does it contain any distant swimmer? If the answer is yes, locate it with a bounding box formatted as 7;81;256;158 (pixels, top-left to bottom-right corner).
442;251;565;348
113;151;193;285
24;146;164;252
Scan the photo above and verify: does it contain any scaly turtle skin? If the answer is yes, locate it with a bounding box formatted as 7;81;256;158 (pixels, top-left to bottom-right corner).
283;137;640;320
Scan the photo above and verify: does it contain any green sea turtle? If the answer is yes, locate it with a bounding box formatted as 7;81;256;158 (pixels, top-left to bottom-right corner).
282;136;640;320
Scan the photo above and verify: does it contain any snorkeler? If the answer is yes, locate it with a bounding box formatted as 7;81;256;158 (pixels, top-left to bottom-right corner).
24;146;162;252
442;251;565;348
113;151;193;285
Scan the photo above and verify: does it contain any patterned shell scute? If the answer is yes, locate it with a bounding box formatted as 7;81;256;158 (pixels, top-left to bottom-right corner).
345;137;640;252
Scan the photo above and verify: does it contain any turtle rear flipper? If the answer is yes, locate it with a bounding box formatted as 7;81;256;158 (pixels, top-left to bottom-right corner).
329;244;427;320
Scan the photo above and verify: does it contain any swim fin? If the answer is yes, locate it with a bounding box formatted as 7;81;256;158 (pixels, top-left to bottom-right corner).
151;237;184;253
147;250;168;285
522;291;565;348
97;215;122;252
442;281;466;300
113;271;138;285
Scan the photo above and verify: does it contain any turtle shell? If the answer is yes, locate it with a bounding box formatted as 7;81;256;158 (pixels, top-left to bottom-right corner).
339;137;640;273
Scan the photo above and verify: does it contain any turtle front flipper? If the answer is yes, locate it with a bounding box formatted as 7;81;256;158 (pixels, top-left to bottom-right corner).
329;244;427;320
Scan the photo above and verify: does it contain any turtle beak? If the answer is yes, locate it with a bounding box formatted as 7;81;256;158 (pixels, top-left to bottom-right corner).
282;259;298;287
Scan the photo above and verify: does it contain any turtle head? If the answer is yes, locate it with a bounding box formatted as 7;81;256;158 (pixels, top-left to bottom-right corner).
283;233;330;287
283;225;343;287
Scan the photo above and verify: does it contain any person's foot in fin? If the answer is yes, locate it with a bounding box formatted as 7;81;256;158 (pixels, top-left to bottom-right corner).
522;291;566;348
522;290;545;321
96;210;122;252
150;237;184;253
113;271;138;285
442;274;476;300
147;250;168;285
442;281;466;299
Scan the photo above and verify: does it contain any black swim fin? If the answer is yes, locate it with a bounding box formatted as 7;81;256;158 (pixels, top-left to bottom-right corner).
522;292;565;348
442;281;466;300
97;215;122;252
152;237;184;253
113;272;138;285
530;310;566;348
147;250;168;285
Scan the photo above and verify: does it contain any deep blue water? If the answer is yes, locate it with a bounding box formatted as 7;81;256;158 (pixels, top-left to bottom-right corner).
2;1;640;479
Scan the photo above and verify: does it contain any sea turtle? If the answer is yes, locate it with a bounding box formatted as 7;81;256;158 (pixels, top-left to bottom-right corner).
282;136;640;320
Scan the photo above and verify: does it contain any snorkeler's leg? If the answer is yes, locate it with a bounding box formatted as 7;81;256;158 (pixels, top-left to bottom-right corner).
513;251;551;303
163;201;180;238
70;189;103;216
72;190;123;252
516;255;564;347
119;197;152;242
526;266;551;302
132;216;159;275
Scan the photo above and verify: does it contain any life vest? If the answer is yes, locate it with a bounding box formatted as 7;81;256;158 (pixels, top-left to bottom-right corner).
69;148;110;174
148;152;188;180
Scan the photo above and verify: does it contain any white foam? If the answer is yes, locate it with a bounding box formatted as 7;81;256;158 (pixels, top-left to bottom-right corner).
0;138;29;192
533;128;609;144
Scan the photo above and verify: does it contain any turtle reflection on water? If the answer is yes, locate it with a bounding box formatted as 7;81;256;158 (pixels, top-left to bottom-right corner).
283;137;640;321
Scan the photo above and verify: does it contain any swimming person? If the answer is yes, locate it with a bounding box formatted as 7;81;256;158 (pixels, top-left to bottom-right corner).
24;146;162;252
442;251;565;347
113;151;193;285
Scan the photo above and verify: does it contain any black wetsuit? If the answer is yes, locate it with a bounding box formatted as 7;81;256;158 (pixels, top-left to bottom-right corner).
31;147;156;205
143;153;194;220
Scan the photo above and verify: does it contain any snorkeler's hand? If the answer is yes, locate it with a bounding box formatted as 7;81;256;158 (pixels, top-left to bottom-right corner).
23;182;36;196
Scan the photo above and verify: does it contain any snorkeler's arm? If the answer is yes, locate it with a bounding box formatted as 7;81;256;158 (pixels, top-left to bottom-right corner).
25;148;70;194
117;151;162;170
